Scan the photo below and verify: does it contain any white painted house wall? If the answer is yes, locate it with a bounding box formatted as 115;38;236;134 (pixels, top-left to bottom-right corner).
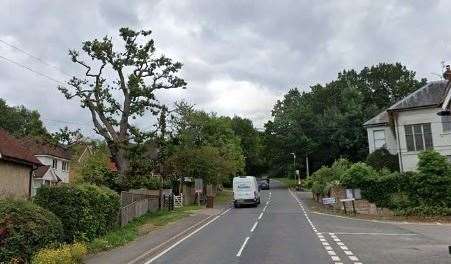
366;125;398;155
35;155;70;183
396;107;451;172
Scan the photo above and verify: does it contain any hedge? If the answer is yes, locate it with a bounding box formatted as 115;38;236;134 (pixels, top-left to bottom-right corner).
0;199;63;263
34;184;120;242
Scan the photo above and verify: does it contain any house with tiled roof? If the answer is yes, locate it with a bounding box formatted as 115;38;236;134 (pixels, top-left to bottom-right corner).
18;137;72;195
364;81;451;172
0;129;42;198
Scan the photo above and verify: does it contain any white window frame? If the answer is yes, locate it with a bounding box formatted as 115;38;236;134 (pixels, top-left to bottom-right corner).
62;161;69;172
442;115;451;133
373;129;386;150
404;123;433;152
52;159;58;169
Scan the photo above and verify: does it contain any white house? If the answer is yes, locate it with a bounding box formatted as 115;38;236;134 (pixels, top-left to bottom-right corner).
19;138;72;196
364;81;451;172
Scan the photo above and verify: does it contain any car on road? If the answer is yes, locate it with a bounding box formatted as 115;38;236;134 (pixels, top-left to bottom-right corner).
258;178;270;190
233;176;260;208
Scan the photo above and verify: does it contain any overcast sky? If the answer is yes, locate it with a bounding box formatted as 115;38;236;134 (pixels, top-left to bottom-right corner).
0;1;450;137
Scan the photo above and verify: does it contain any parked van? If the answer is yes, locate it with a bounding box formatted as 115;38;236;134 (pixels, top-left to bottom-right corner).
233;176;260;208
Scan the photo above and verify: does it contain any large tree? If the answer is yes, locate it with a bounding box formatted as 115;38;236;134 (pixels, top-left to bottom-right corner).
0;98;48;138
59;28;186;179
264;63;427;177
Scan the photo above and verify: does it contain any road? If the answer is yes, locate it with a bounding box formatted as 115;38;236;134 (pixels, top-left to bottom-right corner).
118;180;451;264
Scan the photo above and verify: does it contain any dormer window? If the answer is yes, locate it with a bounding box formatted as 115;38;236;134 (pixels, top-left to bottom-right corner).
52;159;58;169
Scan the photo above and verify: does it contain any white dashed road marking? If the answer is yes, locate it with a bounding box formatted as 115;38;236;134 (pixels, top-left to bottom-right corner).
329;232;363;263
236;237;250;257
288;189;345;264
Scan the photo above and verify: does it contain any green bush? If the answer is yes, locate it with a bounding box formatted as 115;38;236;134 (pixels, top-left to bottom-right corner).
395;205;451;217
34;184;120;242
360;170;402;208
307;158;351;195
0;199;63;263
340;162;378;188
413;150;451;207
32;242;87;264
366;148;399;172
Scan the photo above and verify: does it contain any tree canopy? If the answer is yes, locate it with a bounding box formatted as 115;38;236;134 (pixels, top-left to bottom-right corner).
59;28;186;180
0;98;49;138
264;63;427;177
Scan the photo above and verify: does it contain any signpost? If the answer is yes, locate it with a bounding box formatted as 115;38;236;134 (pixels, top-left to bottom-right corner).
322;197;336;205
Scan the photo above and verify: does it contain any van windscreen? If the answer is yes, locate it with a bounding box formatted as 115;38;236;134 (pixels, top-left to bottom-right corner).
237;183;251;189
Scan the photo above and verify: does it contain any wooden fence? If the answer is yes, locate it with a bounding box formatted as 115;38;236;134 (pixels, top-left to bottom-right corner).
119;189;167;226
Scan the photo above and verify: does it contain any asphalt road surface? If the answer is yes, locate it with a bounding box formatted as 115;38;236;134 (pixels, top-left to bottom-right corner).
132;180;451;264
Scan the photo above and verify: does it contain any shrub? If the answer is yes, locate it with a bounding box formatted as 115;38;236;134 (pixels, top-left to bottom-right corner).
0;199;63;263
366;148;399;172
307;159;351;195
395;205;451;217
34;184;120;242
32;242;87;264
340;162;378;188
360;170;402;208
414;150;451;207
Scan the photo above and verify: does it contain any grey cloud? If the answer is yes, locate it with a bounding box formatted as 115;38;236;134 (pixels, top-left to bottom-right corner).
0;0;450;137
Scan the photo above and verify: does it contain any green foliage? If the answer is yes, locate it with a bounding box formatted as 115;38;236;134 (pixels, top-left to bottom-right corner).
0;98;49;138
78;147;120;191
413;150;451;207
366;148;399;172
32;242;87;264
341;162;378;188
230;116;267;175
360;170;403;208
34;184;120;242
0;199;63;263
306;158;351;195
264;63;426;175
395;205;451;217
166;102;245;183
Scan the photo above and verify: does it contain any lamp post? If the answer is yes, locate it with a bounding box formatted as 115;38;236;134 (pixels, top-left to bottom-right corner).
290;152;297;184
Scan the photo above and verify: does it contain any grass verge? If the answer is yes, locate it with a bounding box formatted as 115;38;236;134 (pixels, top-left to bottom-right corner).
272;177;298;188
215;188;233;205
87;205;201;254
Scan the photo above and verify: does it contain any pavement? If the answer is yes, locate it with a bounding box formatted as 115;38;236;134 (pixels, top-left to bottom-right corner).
85;181;451;264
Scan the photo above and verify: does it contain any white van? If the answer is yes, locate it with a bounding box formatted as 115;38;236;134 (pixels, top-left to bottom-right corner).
233;176;260;208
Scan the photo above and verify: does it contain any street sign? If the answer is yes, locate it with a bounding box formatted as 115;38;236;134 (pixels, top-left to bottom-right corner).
194;178;203;193
295;170;300;176
346;189;354;199
322;197;336;205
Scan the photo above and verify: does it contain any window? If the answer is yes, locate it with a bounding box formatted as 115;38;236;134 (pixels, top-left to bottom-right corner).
52;159;58;169
404;123;433;152
442;116;451;133
62;161;69;172
373;130;386;149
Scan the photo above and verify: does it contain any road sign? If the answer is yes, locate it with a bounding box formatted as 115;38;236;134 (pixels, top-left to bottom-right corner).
322;197;336;205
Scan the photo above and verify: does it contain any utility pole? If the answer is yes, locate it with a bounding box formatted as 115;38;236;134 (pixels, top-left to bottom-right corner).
290;152;296;180
305;155;310;178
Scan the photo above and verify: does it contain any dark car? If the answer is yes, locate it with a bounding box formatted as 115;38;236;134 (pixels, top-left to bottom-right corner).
259;179;270;190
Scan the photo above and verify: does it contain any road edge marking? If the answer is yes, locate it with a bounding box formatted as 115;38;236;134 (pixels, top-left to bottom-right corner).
142;208;231;264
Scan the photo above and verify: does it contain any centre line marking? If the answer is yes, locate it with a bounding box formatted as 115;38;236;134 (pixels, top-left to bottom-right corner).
258;212;263;220
144;208;231;263
236;236;250;257
250;221;258;232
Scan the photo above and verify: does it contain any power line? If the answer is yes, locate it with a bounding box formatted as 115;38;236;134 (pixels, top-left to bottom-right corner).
0;55;66;86
0;39;73;78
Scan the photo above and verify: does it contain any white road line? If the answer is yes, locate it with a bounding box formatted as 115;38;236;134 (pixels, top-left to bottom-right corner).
311;211;451;226
143;208;231;263
328;233;363;264
334;232;417;236
236;236;250;257
258;212;263;220
250;221;258;232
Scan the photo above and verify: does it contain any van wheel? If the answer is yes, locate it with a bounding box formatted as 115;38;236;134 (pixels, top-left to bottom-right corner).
257;198;261;205
234;202;240;208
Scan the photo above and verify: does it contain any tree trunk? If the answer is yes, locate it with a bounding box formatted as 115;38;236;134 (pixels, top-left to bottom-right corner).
109;143;129;181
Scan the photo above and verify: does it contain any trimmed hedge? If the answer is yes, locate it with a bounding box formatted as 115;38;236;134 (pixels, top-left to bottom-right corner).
34;184;120;242
0;199;63;263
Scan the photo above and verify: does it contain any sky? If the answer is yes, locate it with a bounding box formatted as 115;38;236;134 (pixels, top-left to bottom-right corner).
0;0;450;137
